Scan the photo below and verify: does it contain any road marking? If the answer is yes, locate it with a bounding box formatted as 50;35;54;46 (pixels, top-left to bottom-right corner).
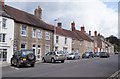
107;70;120;79
10;66;19;70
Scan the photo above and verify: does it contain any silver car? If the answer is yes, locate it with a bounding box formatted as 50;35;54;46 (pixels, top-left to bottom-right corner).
67;52;80;60
42;51;66;63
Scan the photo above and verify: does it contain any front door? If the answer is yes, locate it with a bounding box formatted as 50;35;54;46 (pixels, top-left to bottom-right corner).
37;48;41;60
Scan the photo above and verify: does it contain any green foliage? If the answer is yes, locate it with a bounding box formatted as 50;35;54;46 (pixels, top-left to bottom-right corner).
106;35;120;52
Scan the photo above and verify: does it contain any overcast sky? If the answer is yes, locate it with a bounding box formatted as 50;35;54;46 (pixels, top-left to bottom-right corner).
5;0;119;38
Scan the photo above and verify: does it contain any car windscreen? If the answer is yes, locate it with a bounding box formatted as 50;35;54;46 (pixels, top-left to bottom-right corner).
22;50;33;55
69;53;74;55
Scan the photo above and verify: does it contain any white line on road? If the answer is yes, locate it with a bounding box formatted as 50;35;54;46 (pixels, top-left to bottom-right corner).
107;70;120;79
10;66;19;70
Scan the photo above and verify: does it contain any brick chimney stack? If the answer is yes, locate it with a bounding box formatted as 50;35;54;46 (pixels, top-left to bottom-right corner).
94;31;97;36
1;0;4;8
81;26;85;32
89;31;91;36
57;22;62;28
34;6;42;19
71;21;75;31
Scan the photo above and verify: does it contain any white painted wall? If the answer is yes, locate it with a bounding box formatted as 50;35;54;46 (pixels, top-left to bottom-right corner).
54;34;72;53
0;16;14;63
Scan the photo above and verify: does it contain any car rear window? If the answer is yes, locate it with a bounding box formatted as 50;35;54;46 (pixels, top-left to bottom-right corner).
22;50;33;55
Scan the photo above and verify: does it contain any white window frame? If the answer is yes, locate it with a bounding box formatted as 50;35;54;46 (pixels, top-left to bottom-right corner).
0;33;6;42
65;37;67;44
45;32;50;40
45;45;50;54
38;30;42;39
21;25;27;36
56;36;59;43
32;28;36;38
2;18;7;28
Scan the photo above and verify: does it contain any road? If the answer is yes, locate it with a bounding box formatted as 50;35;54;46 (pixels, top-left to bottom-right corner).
1;54;119;78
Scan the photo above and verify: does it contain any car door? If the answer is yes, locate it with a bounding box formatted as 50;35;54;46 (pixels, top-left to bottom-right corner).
45;52;51;62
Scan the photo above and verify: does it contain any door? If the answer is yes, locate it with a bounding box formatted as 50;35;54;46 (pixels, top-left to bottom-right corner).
37;48;41;60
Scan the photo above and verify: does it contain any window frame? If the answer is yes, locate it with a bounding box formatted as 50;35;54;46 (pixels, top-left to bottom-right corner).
32;28;36;38
38;30;42;39
2;18;7;28
21;25;27;37
45;32;50;40
0;33;6;42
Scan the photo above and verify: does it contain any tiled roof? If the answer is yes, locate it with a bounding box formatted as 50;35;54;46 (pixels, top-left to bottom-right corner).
75;30;94;42
3;5;54;31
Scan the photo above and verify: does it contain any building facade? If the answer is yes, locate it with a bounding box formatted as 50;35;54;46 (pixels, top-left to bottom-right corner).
0;11;14;63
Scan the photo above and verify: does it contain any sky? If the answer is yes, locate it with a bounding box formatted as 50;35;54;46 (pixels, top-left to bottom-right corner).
4;0;119;38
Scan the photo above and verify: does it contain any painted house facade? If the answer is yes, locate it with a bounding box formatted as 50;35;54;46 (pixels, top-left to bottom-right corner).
0;11;14;63
53;23;72;53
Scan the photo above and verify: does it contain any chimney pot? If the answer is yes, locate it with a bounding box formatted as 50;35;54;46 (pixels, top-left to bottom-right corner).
89;31;91;36
94;31;97;36
81;26;85;32
71;21;76;31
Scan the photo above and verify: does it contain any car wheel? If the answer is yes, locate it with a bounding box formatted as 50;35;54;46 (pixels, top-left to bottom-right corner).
61;60;65;63
51;58;55;63
31;64;35;67
16;61;21;68
42;58;46;63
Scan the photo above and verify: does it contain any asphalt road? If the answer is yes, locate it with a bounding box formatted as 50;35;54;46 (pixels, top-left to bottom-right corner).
2;54;119;77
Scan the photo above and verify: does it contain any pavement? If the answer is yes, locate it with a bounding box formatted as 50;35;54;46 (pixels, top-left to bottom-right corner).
2;54;119;77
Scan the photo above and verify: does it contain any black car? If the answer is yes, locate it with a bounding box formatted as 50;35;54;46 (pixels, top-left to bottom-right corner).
99;52;110;58
11;49;36;67
82;52;94;58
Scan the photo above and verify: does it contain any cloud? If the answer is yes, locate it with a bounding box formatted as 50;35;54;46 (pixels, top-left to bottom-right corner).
5;0;118;37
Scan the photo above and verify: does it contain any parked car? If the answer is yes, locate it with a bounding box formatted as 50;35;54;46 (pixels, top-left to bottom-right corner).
67;52;80;60
114;52;119;54
99;52;110;58
11;49;36;67
61;51;69;60
42;51;66;63
94;52;100;57
82;52;94;58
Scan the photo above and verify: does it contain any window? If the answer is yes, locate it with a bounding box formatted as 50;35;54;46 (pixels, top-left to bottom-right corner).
21;25;27;36
0;34;6;42
45;45;50;54
32;28;36;38
65;37;67;44
63;47;67;52
2;18;7;28
56;36;59;43
72;39;75;44
38;30;42;39
45;32;50;40
21;43;27;49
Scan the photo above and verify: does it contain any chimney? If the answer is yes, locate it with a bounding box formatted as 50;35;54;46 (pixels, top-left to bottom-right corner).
34;6;42;19
94;31;97;36
81;26;85;32
71;21;75;31
1;0;4;8
89;31;91;36
57;22;62;28
98;33;100;36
